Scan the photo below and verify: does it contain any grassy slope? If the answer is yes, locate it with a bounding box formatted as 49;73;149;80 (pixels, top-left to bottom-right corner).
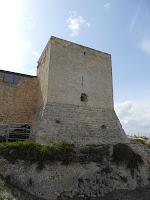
0;141;145;175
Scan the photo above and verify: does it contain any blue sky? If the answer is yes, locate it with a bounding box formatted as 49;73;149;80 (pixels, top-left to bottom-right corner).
0;0;150;136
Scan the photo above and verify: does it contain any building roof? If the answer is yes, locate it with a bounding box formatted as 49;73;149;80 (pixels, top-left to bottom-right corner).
0;69;36;78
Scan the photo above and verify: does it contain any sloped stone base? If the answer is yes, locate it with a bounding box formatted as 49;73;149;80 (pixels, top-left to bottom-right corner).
35;103;128;145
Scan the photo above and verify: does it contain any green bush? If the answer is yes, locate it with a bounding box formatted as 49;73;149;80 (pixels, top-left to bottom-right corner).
112;143;143;176
0;141;42;163
130;138;146;145
0;142;111;167
80;144;110;163
0;141;76;168
46;141;77;165
0;141;144;175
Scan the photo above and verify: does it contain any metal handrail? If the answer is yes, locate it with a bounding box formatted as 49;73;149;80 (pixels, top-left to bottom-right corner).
0;123;31;142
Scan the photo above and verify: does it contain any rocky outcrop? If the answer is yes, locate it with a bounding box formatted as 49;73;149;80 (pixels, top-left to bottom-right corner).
0;143;149;200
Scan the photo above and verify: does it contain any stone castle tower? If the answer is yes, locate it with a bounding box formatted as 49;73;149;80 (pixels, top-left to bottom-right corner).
0;36;128;145
35;36;128;145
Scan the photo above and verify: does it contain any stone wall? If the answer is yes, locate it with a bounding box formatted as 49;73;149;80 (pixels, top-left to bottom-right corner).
48;37;113;109
36;103;128;145
37;41;51;108
0;70;38;124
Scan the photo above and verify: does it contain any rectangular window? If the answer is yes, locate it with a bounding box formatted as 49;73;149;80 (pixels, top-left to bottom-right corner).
3;73;20;84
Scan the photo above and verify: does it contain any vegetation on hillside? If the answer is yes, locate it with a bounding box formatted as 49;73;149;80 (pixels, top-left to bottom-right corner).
130;138;146;144
0;141;76;168
112;143;143;176
0;141;144;175
129;135;149;145
79;144;110;163
0;141;111;168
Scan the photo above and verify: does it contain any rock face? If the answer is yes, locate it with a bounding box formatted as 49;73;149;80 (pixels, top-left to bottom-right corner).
0;144;149;200
0;177;41;200
99;187;150;200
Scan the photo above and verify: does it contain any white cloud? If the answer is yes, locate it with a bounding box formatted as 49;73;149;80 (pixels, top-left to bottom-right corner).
104;2;111;10
67;12;90;36
140;38;150;55
115;101;150;136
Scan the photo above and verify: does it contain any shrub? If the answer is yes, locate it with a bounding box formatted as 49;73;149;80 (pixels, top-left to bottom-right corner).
112;143;143;176
130;138;146;145
0;141;144;176
0;141;42;163
0;142;111;167
80;144;110;163
0;141;76;169
46;141;77;165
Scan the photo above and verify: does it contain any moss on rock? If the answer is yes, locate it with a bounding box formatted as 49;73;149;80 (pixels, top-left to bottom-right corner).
79;144;110;163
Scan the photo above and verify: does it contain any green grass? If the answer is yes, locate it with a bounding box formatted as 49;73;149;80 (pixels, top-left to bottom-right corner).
0;141;144;175
0;141;76;168
130;138;146;145
0;141;111;167
112;143;144;176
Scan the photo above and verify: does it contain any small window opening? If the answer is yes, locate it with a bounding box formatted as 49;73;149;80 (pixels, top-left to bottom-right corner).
101;125;106;129
83;51;86;55
3;73;20;85
28;178;33;186
55;119;60;124
80;93;88;102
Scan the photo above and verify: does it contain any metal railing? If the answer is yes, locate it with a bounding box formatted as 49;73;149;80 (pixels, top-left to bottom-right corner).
0;123;31;142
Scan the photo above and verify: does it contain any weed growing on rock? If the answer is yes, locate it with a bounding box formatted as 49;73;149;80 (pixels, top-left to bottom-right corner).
130;138;146;145
112;143;143;176
0;141;144;176
0;141;76;169
0;141;112;167
79;144;110;163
